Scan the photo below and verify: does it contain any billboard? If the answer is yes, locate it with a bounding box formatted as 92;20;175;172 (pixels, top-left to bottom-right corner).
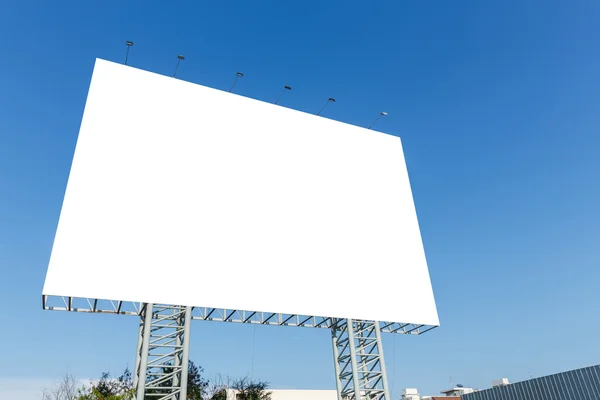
42;59;438;327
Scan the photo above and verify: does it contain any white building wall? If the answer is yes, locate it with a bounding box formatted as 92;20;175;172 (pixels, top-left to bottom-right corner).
226;389;338;400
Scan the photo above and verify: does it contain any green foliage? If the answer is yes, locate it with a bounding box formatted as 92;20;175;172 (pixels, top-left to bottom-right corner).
75;369;135;400
144;360;209;399
41;375;78;400
187;361;210;399
76;386;135;400
61;362;269;400
209;388;228;400
71;361;209;400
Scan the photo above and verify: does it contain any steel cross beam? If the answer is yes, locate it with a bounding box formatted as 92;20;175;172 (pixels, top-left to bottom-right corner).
42;296;438;336
134;304;192;400
331;318;391;400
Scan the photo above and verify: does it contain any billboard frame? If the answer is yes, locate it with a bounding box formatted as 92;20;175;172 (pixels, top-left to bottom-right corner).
43;295;437;399
42;295;437;335
41;58;441;400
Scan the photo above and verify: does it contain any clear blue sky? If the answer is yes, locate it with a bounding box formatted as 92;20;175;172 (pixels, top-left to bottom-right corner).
1;0;599;398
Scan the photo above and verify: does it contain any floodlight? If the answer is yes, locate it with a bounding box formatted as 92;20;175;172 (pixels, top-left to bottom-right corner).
173;55;185;77
317;97;336;116
124;41;134;65
368;111;388;129
229;71;244;93
275;85;292;104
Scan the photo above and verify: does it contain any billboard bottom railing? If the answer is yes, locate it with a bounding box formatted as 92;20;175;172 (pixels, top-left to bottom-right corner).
42;294;437;335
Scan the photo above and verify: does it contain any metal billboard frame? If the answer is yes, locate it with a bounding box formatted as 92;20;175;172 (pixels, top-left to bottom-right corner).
43;295;436;400
42;58;439;400
42;295;436;335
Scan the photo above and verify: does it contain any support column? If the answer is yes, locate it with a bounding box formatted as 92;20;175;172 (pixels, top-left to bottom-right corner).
133;309;145;390
135;303;153;400
179;306;193;399
133;304;192;400
373;323;391;400
331;319;390;400
347;319;364;400
357;322;371;392
331;319;343;400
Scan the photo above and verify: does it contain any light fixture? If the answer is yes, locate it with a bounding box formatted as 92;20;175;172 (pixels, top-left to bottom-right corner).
317;97;336;116
275;85;292;104
173;55;185;77
368;111;388;129
124;41;134;65
229;72;244;93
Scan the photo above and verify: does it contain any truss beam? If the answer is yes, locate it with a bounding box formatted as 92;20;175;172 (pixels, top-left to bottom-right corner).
134;303;192;400
332;319;391;400
42;296;437;335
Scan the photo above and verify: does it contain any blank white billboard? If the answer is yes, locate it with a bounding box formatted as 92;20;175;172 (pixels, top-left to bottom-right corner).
42;59;439;326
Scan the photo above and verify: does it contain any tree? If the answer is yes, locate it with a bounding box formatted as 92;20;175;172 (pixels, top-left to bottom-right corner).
43;362;238;400
42;375;78;400
75;387;135;400
187;361;210;399
75;369;135;400
204;374;231;400
145;360;209;399
208;388;228;400
231;377;272;400
96;369;133;397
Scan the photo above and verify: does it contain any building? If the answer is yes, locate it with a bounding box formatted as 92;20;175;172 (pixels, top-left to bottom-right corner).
439;386;475;396
462;364;600;400
402;388;422;400
225;389;337;400
421;397;461;400
404;385;472;400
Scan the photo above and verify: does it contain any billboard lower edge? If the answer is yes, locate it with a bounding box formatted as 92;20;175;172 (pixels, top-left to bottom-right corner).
42;294;438;335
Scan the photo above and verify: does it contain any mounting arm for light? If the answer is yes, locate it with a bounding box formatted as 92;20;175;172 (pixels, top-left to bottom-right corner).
173;55;185;77
229;72;244;93
317;97;336;116
275;85;292;104
125;41;134;65
368;111;388;129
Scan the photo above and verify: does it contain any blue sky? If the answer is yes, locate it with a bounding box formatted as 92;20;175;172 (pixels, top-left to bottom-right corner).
1;0;600;398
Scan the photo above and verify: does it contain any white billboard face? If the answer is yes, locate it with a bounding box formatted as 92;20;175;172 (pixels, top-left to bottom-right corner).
43;59;439;326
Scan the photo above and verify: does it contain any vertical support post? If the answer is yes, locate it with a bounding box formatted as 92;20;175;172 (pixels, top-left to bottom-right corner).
346;319;363;400
357;322;371;392
374;323;391;400
179;306;193;400
331;319;343;400
132;311;145;389
331;319;391;400
133;304;192;400
173;315;182;391
136;303;154;400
